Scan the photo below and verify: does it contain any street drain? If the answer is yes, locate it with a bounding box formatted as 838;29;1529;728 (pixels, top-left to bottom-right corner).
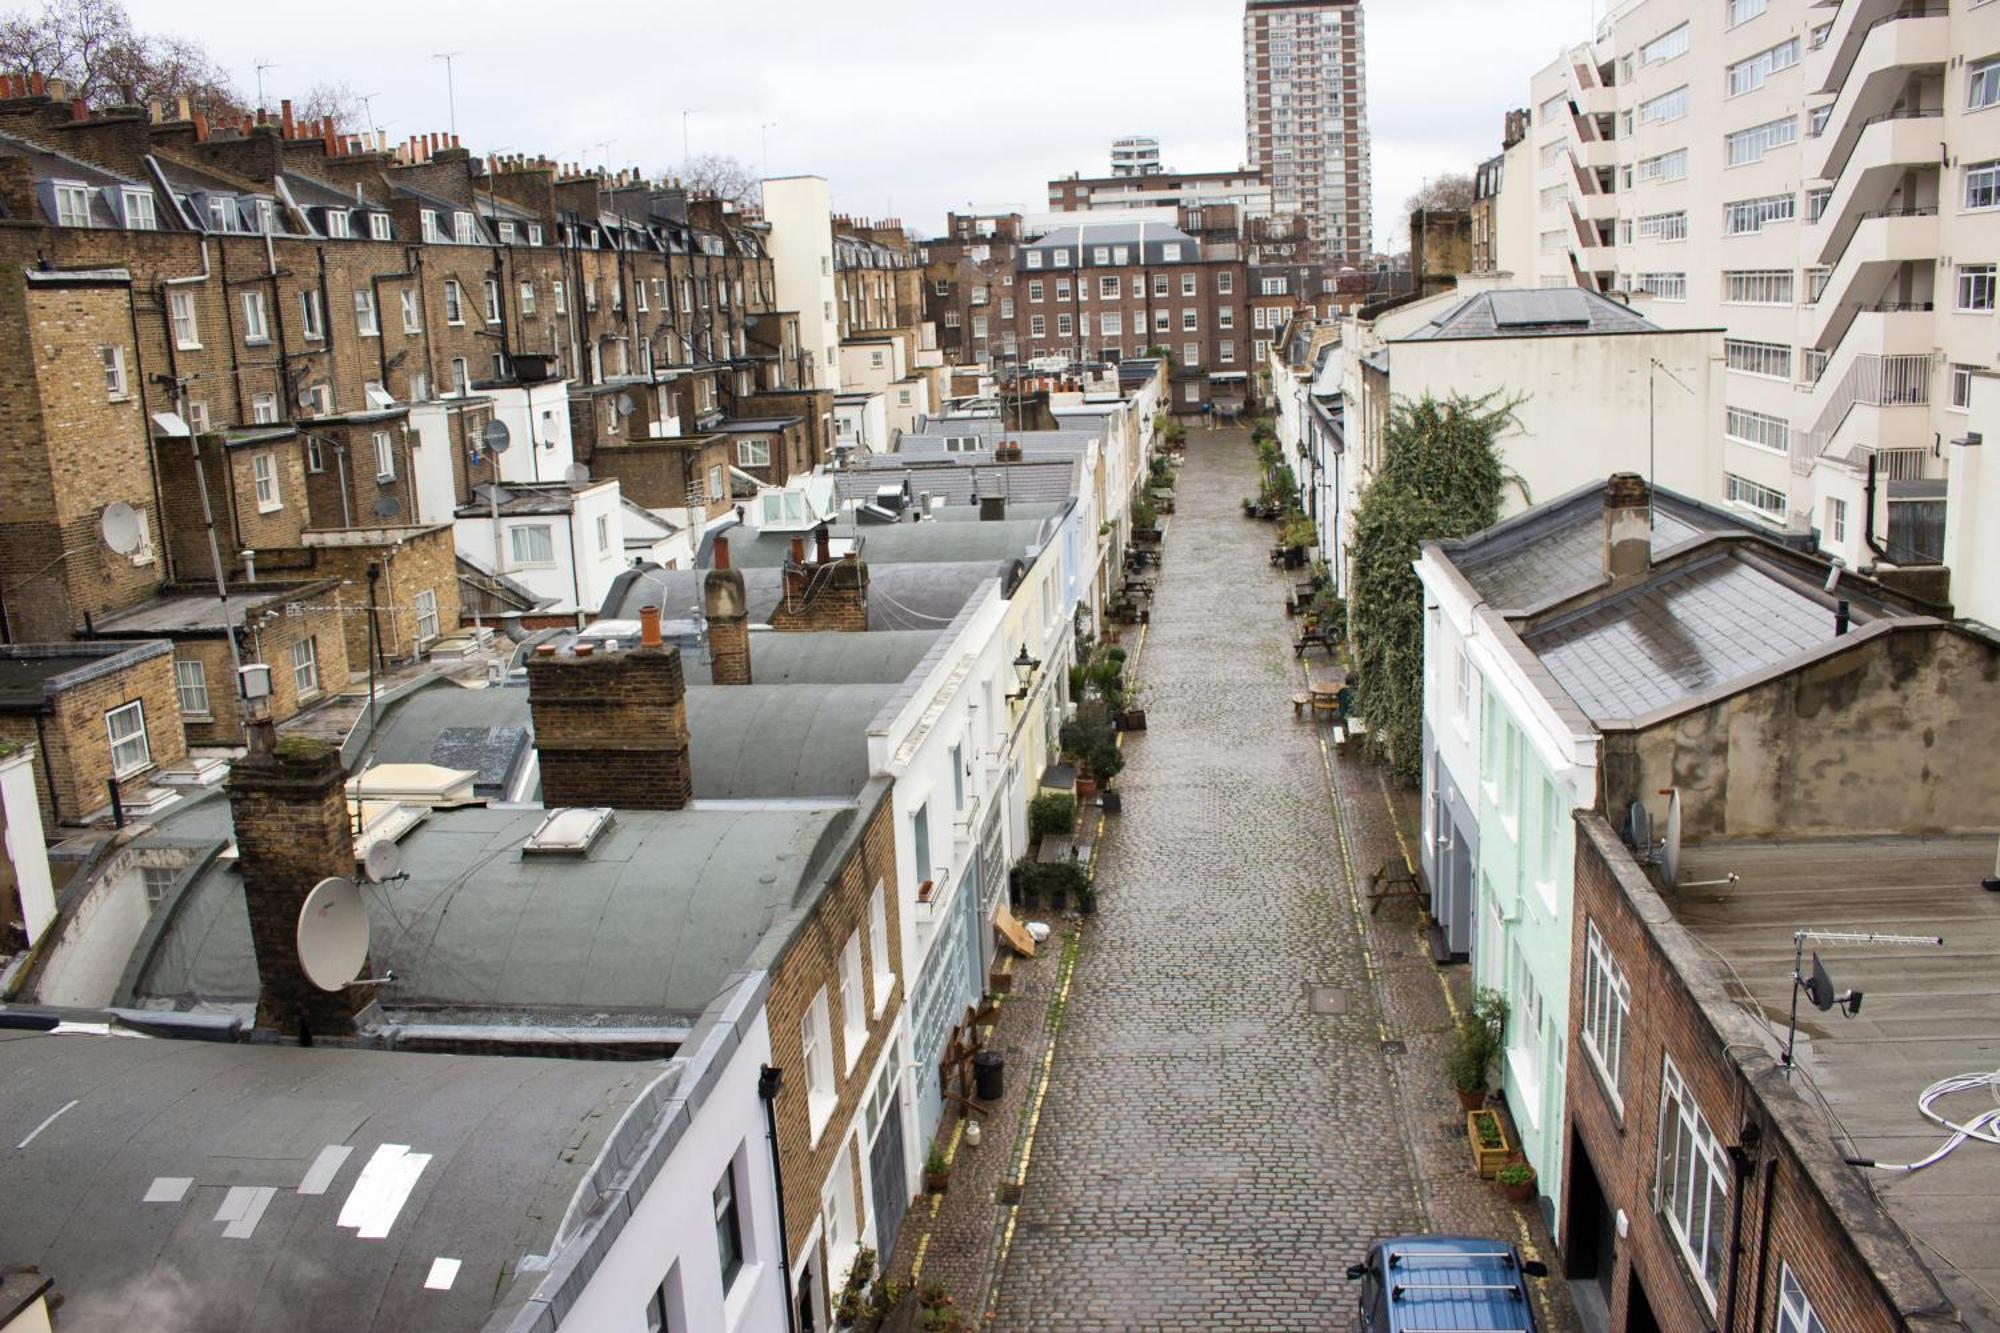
996;1181;1024;1205
1307;985;1350;1015
1379;1039;1408;1055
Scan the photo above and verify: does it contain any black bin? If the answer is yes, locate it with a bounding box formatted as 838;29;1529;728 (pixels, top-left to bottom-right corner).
974;1050;1005;1101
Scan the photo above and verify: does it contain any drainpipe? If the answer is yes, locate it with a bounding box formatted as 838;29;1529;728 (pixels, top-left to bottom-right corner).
33;716;59;826
1748;1149;1779;1333
757;1065;799;1333
130;282;177;585
1862;452;1889;559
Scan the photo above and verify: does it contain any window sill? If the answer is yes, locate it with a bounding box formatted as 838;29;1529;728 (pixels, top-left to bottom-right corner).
110;763;154;782
244;338;271;348
843;1028;866;1073
175;342;202;352
806;1092;837;1145
375;474;396;485
872;973;896;1017
256;501;283;515
181;712;213;723
296;688;322;704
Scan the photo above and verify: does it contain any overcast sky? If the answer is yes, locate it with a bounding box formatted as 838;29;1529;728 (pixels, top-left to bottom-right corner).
126;0;1584;252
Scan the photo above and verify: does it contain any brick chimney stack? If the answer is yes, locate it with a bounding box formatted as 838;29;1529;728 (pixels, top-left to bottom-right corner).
771;524;870;633
705;542;753;685
226;724;373;1039
527;619;694;809
1602;473;1653;587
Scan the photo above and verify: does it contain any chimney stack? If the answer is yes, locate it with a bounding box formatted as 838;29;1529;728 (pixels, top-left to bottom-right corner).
704;547;753;684
1602;473;1652;587
814;522;832;564
526;633;694;810
225;725;373;1039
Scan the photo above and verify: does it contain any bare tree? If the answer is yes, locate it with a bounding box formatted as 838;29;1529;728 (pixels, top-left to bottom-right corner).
1403;172;1476;215
678;152;757;206
0;0;240;117
296;80;363;133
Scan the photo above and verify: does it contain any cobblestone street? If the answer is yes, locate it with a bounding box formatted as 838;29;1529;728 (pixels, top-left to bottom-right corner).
976;425;1576;1331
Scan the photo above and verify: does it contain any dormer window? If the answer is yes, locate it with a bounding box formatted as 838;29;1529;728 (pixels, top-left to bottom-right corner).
1161;243;1182;262
250;199;276;235
324;209;351;239
452;210;475;244
497;220;517;244
1053;248;1070;265
421;210;443;243
206;196;236;232
121;188;157;230
527;223;543;245
368;212;391;241
53;181;91;227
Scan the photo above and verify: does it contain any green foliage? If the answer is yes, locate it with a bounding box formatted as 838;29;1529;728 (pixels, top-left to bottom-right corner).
1261;462;1297;507
1029;792;1077;843
1060;700;1124;786
1496;1160;1537;1187
1471;1110;1503;1149
1280;513;1317;550
1448;986;1510;1094
1255;437;1280;469
925;1144;949;1175
1039;859;1089;904
1349;392;1520;785
1131;496;1159;531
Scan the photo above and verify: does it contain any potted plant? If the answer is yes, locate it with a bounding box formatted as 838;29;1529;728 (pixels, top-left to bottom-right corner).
1118;677;1148;732
1062;702;1123;803
1447;987;1508;1111
1497;1157;1539;1204
1467;1108;1511;1179
1029;791;1077;844
1043;860;1075;911
924;1144;951;1194
1010;856;1042;910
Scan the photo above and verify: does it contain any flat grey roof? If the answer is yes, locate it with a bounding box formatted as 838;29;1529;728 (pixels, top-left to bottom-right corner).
685;630;940;685
0;641;171;709
1524;549;1874;724
91;585;334;636
1397;287;1658;341
607;562;999;631
684;684;896;799
360;682;532;796
136;802;849;1017
1674;836;2000;1327
834;462;1077;508
724;519;1055;569
0;1029;658;1331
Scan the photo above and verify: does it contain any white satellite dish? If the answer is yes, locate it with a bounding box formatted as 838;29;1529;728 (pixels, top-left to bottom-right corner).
99;502;145;556
565;462;591;489
482;420;513;455
1660;787;1683;889
362;839;403;885
616;392;637;418
296;876;369;991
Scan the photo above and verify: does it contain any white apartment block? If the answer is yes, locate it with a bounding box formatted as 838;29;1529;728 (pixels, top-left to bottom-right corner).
1244;0;1374;266
1523;0;2000;609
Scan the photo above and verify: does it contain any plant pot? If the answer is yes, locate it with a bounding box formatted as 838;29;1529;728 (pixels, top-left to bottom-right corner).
1120;709;1147;731
1100;790;1122;814
989;968;1014;994
1048;887;1069;912
924;1171;950;1195
1455;1086;1486;1113
1499;1169;1538;1204
1467;1109;1511;1179
1079;889;1097;915
1075;775;1098;804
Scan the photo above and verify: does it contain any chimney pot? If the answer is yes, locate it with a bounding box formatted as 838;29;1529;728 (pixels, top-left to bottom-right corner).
1602;472;1653;586
536;642;557;656
573;642;594;658
789;535;807;565
639;603;662;647
713;535;732;570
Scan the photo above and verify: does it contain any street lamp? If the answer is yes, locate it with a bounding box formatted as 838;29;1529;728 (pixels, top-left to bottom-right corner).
1007;645;1041;702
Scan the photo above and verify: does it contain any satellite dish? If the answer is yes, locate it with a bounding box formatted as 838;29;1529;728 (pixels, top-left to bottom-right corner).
616;392;637;418
100;502;144;555
297;383;319;410
296;876;369;991
1805;953;1837;1012
1660;788;1683;888
565;462;591;489
373;495;402;519
362;839;403;885
1624;800;1653;856
482;419;513;455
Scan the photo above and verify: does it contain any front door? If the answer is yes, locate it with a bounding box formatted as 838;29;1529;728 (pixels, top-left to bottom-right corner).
868;1099;910;1259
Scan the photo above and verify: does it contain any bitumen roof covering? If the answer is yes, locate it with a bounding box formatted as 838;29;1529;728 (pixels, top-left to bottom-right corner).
724;519;1055;568
833;462;1078;508
607;562;999;631
0;1030;659;1332
1673;836;2000;1327
684;630;940;685
1397;287;1657;341
91;585;331;635
0;641;172;710
1523;549;1871;724
135;801;850;1016
682;685;895;799
360;683;532;797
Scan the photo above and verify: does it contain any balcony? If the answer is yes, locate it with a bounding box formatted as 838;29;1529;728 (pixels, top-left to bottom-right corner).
1805;13;1948;181
1806;0;1947;97
1800;211;1938;349
1804;116;1941;264
1794;347;1937;476
1575;190;1620;223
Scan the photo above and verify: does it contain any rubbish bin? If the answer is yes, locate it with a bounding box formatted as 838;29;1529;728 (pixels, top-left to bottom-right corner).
974;1050;1005;1101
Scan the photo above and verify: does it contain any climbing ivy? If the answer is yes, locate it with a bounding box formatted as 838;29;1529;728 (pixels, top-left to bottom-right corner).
1349;391;1522;786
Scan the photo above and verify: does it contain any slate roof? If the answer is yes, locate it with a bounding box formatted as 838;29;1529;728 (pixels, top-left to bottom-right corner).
1396;287;1658;341
0;641;172;710
0;1030;658;1333
606;562;998;631
1524;550;1873;724
134;801;850;1017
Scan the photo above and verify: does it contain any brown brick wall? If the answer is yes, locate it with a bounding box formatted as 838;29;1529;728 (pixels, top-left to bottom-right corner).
171;640;237;746
0;647;186;825
239;584;352;729
525;644;693;809
769;558;868;633
764;790;904;1269
301;525;460;669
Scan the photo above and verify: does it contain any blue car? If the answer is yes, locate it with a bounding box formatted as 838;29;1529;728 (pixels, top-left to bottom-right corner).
1344;1235;1549;1332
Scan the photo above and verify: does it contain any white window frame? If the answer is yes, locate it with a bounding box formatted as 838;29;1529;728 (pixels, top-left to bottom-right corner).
801;989;837;1140
1657;1055;1730;1307
174;659;211;719
369;212;392;241
443;280;464;326
1777;1263;1828;1333
299;289;324;341
1725;471;1788;518
1957;263;1997;312
100;345;128;400
868;882;894;1012
1640;22;1689;63
105;700;151;777
484;277;502;323
400;290;422;333
170;290;201;348
1726;116;1797;167
252;452;281;511
354;288;378;336
1971;57;2000;112
1951;363;1975;411
372;430;396;482
241;291;270;344
291;635;321;699
509;523;556;566
736;438;771;468
53;181;91;228
1825;495;1848;544
1725;339;1792;379
1581;920;1630;1107
413;588;440;644
838;932;866;1071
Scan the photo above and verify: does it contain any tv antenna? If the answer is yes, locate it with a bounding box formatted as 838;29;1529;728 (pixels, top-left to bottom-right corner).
254;60;278;112
433;52;462;138
1647;357;1694;528
1781;928;1943;1067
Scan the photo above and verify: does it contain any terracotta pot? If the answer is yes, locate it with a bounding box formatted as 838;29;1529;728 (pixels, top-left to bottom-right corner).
1455;1087;1486;1113
925;1171;950;1195
1500;1173;1537;1204
1075;775;1098;804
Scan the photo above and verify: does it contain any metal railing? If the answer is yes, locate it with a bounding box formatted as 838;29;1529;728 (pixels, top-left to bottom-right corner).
1798;352;1935;473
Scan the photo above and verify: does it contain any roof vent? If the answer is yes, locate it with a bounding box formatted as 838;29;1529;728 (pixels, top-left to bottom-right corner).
522;806;615;856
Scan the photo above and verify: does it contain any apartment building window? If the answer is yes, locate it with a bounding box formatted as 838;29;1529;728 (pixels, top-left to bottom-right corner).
1637;211;1687;242
1219;339;1236;362
1181;309;1200;331
1971;58;2000;111
552;280;566;314
943;309;961;328
1538;92;1568;122
868;882;894;1006
251;392;279;425
801;989;836;1137
1637;272;1686;301
1000;297;1014;319
53;180;91;227
1182;341;1199;365
1028;280;1044;301
1053;248;1070;265
1026;250;1043;269
1098;275;1120;299
1952;363;1976;409
1726;406;1790;454
1724;193;1796;235
1805;267;1832;303
1507;937;1546;1096
174;659;210;719
516;281;535;316
595;514;611;554
1727;38;1800;95
168;290;201;348
444;280;464;325
1162;242;1182;261
452;211;475;244
1958;159;2000;218
299;289;324;340
483;278;501;323
1640;22;1689;63
1540;184;1568;212
104;700;150;777
413;588;440;643
400;290;422;333
1806;187;1832;222
1658;1055;1729;1306
1725;269;1795;304
1217;271;1234;294
1778;1264;1828;1333
252;452;281;509
736;438;771;467
1725;339;1792;379
708;464;724;501
1030;314;1046;337
420;210;443;243
1639;86;1688;125
1825;496;1848;543
291;636;320;699
409;371;429;401
1958;263;1997;311
1725;472;1788;517
372;431;395;481
100;345;128;399
363;212;389;240
352;288;379;336
1056;314;1073;337
839;932;866;1069
1727;0;1767;25
241;291;269;344
1580;920;1630;1106
1725;115;1797;166
972;314;989;338
1799;347;1829;384
714;1166;745;1294
509;524;555;565
1637;149;1688;183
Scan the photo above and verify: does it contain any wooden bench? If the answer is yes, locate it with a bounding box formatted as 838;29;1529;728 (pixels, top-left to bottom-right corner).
1293;629;1338;659
1364;859;1422;916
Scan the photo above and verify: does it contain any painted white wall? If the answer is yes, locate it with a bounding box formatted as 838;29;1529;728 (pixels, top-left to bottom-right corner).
555;1002;785;1333
834;396;887;454
453;480;627;616
763;177;840;391
839;340;907;392
2;747;53;946
1947;372;2000;627
488;382;577;486
406;401;459;528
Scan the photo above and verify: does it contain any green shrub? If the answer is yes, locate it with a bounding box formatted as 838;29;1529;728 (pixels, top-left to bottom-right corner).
1028;792;1077;843
1060;700;1124;786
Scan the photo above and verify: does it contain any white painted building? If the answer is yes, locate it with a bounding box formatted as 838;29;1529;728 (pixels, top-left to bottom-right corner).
0;743;53;950
763;176;841;391
1519;0;1998;607
454;479;632;619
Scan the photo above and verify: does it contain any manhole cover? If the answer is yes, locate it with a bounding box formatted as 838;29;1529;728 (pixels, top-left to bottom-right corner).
1307;985;1350;1015
1379;1039;1408;1055
996;1181;1024;1205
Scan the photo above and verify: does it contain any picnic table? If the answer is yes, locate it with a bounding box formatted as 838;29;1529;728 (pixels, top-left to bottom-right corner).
1293;626;1340;658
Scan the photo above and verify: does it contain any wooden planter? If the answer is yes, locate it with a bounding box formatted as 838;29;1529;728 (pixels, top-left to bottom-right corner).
1467;1110;1511;1179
